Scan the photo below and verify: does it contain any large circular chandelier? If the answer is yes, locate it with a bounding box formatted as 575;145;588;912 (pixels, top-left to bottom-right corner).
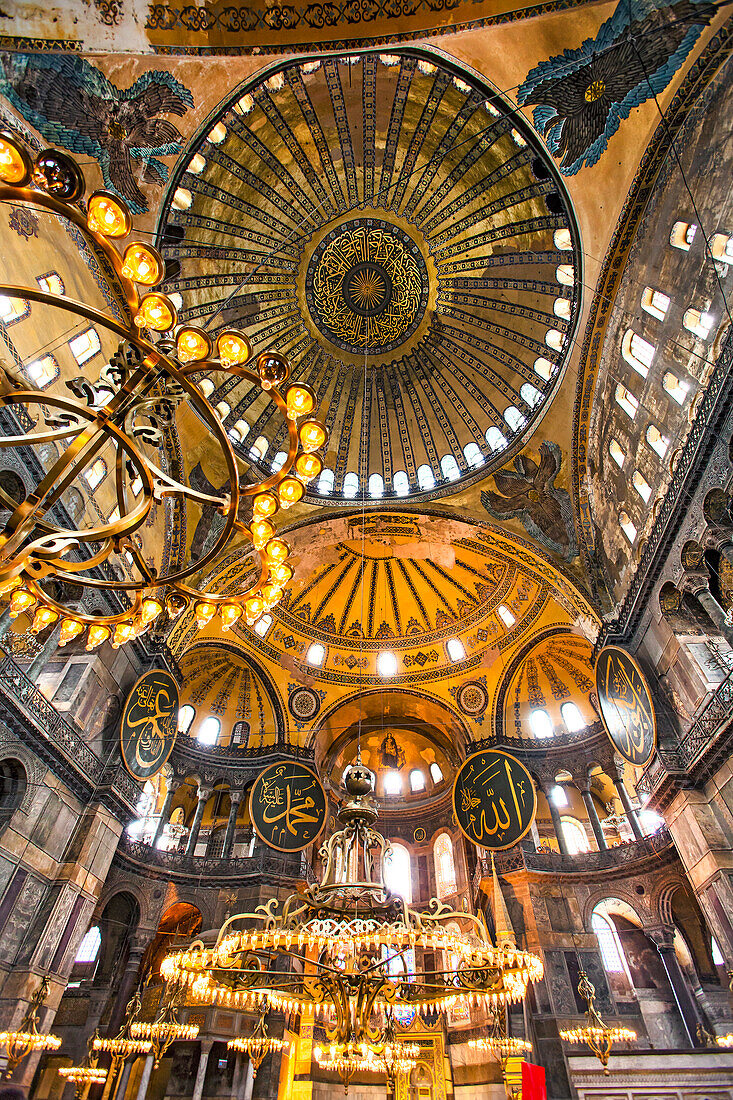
162;762;543;1084
0;130;329;650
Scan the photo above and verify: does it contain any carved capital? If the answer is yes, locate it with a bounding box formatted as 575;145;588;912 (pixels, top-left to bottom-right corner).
679;570;709;597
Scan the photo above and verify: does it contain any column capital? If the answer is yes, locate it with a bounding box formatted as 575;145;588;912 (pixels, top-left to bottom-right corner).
679;570;710;596
198;1037;215;1054
229;789;244;805
197;785;213;801
646;925;675;950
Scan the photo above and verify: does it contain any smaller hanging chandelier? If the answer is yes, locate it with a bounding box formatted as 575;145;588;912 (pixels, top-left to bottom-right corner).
469;1011;531;1099
129;983;199;1067
560;971;635;1073
0;977;62;1078
717;1034;733;1047
58;1033;108;1097
227;1015;289;1079
93;986;153;1060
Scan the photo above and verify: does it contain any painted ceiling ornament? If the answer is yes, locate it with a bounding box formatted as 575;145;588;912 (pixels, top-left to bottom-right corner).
481;442;577;561
517;0;723;175
379;730;406;770
0;55;193;212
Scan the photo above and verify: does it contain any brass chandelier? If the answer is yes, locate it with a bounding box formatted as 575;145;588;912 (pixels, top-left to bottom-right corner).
0;130;329;650
560;970;635;1072
129;981;199;1067
227;1014;290;1080
162;763;543;1091
0;976;62;1078
58;1030;108;1097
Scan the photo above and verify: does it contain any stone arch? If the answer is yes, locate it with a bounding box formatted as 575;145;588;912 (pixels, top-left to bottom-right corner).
0;756;27;829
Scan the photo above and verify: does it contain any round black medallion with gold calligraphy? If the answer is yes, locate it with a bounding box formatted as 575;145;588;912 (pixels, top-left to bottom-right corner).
452;749;536;850
595;646;656;766
120;670;179;781
250;761;327;853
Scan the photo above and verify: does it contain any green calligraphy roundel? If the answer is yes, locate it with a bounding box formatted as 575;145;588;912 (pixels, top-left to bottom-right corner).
250;761;327;853
453;749;536;850
120;670;179;781
595;646;656;766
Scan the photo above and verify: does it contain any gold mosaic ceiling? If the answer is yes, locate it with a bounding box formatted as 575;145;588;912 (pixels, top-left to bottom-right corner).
157;49;581;503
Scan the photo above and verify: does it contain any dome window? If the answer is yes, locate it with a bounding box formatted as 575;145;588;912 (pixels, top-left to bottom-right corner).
369;473;384;498
178;705;195;733
561;701;586;732
377;651;398;678
271;451;287;472
207;122;227;144
554;298;571;320
463;442;484;468
198;717;220;746
554;228;572;251
430;762;443;784
198;378;215;399
393;470;409;496
545;329;565;351
504;406;526;432
555;265;574;286
0;296;28;326
215;400;230;421
344;472;360;498
316;468;334;494
26;355;59;389
615;384;638;420
530;708;553;739
622;330;655;378
253;614;272;637
609;439;625;468
440;455;460;481
306;643;325;666
641;287;670;321
172;187;193;211
497;604;515;628
632;469;652;503
417;465;435;490
662;372;689;404
646;425;669;458
534;357;554;381
619;511;637;544
37;273;65;296
447;638;465;662
711;232;733;264
520;382;542;409
683;307;713;339
670;221;696;250
409;769;425;793
383;770;403;796
70;327;101;366
249;435;268;461
187;153;206;175
84;458;107;490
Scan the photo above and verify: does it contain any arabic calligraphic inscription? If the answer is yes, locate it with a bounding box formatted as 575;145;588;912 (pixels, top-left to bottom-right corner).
452;749;536;850
595;646;656;766
250;762;327;853
120;670;179;780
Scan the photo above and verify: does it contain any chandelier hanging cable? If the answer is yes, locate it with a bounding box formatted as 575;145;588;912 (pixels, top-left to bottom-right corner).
0;131;329;651
161;765;543;1094
0;976;62;1078
560;969;635;1073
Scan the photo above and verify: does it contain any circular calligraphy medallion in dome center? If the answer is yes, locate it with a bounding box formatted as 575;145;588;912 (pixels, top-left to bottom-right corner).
305;218;429;355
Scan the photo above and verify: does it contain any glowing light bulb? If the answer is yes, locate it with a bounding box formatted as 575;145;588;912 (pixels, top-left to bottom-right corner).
216;330;252;367
285;382;316;420
134;293;177;332
250;518;275;549
165;593;188;618
86;624;111;651
244;596;264;624
111;622;135;649
176;327;212;364
298;419;328;453
0;577;21;597
87;192;132;238
278;476;304;509
294;451;323;483
194;601;216;629
58;618;84;646
260;583;283;608
220;604;243;631
258;351;290;390
269;562;293;585
0;132;31;185
9;588;36;618
252;491;279;519
30;606;58;634
121;243;164;286
265;538;289;563
140;597;164;625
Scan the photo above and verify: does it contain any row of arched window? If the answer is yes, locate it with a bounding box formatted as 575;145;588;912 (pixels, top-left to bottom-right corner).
382;761;445;796
529;701;585;739
306;637;467;669
383;832;457;903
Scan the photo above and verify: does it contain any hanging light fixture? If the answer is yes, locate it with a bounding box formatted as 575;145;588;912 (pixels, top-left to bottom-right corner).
0;129;330;652
560;970;635;1073
58;1030;108;1097
0;977;62;1078
129;982;199;1067
227;1014;289;1080
161;764;543;1092
93;986;153;1061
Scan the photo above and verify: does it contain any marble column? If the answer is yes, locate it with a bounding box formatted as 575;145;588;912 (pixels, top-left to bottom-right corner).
579;780;608;851
222;792;242;860
113;1059;133;1100
230;1052;244;1100
241;1060;255;1100
610;765;644;841
151;781;180;849
186;786;211;856
133;1055;154;1100
543;786;569;858
651;929;707;1046
684;577;733;647
26;618;65;678
107;939;148;1035
0;606;12;644
192;1039;214;1100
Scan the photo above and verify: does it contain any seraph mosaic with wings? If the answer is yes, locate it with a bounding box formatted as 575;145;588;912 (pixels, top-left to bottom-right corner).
0;54;193;212
517;0;724;176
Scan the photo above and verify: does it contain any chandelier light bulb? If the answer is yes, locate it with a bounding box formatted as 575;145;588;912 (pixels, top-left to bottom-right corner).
269;562;293;585
244;596;264;624
260;583;283;609
294;451;323;482
250;518;275;549
121;242;164;286
252;491;279;519
58;618;84;646
194;601;216;629
87;191;132;238
134;293;177;332
258;351;290;390
278;476;304;509
220;603;243;631
30;606;58;634
265;538;289;563
0;132;31;185
111;622;135;649
9;588;36;619
33;150;85;201
216;330;252;367
165;593;188;619
285;382;316;420
140;597;164;625
298;419;328;453
176;327;212;363
85;624;111;651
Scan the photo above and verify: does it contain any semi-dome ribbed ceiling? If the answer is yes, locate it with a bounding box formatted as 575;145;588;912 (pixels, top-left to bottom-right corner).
158;50;581;503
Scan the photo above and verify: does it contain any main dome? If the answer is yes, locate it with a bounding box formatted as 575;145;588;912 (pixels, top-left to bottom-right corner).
157;50;581;503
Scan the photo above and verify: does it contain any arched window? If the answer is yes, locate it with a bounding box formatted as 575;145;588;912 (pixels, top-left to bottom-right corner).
215;401;230;422
434;834;457;898
592;910;627;973
377;650;398;678
316;468;334;494
530;708;553;739
197;717;220;746
383;770;402;796
520;382;542;409
70;328;101;365
186;152;206;175
683;308;713;339
622;330;655;378
486;426;507;452
368;473;384;498
447;638;465;662
208;121;227;144
534;357;554;381
409;769;425;793
554;298;571;320
545;329;565;351
662;371;689;404
253;613;272;637
271;451;287;472
440;454;460;481
26;355;59;389
231;419;250;441
609;439;625;468
712;936;725;966
711;232;733;264
169;292;183;310
75;925;102;965
198;378;215;399
385;842;411;902
646;425;669;458
555;265;574;286
561;702;585;732
0;759;27;825
173;187;193;211
178;705;195;733
615;384;638;420
84;458;107;490
429;762;443;785
641;287;670;321
619;511;637;544
561;816;590;854
554;227;572;251
550;785;568;807
632;470;652;503
504;406;526;432
670;221;696;250
0;296;29;325
343;472;359;498
207;826;226;859
497;604;515;628
249;435;268;461
392;470;409;497
306;642;325;666
417;464;435;490
463;442;483;468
